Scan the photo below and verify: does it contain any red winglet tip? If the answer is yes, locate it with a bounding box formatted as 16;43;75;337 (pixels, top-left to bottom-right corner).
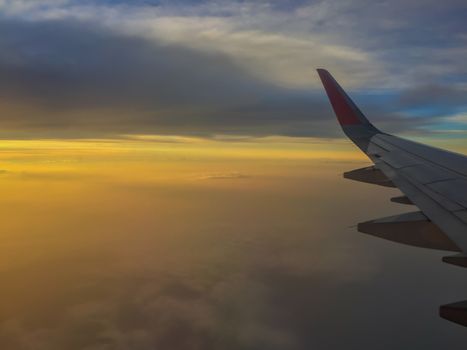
316;69;362;126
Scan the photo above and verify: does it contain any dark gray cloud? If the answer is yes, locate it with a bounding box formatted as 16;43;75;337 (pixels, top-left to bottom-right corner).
398;84;467;111
0;18;340;138
0;14;463;139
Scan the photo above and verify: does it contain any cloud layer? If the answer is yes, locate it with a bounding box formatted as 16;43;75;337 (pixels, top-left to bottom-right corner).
0;0;466;138
1;156;467;349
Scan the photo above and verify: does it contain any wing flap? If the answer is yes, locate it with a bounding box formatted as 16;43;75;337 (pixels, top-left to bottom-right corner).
375;134;467;176
381;151;423;169
454;210;467;224
427;179;467;208
400;164;456;185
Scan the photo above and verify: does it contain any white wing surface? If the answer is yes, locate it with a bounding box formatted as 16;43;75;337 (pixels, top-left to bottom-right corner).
317;69;467;268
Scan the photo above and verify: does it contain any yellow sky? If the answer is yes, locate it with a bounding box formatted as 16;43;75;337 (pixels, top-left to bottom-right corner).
0;135;464;186
0;136;362;184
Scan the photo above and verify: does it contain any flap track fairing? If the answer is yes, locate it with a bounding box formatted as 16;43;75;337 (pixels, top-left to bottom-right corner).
440;301;467;327
344;166;395;187
358;211;461;252
390;195;414;205
442;254;467;268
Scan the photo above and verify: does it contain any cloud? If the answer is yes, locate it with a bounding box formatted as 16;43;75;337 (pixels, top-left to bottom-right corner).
0;17;344;138
1;0;382;89
196;172;250;180
397;84;467;111
0;0;466;139
1;157;467;349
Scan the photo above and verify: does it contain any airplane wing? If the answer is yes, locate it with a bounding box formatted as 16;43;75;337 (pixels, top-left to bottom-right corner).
317;69;467;268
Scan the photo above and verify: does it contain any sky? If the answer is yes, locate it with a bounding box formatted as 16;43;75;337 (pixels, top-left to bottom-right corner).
0;1;467;349
0;0;466;141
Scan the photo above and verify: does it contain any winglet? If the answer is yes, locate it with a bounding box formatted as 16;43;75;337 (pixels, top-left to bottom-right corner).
317;69;373;127
317;69;381;151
